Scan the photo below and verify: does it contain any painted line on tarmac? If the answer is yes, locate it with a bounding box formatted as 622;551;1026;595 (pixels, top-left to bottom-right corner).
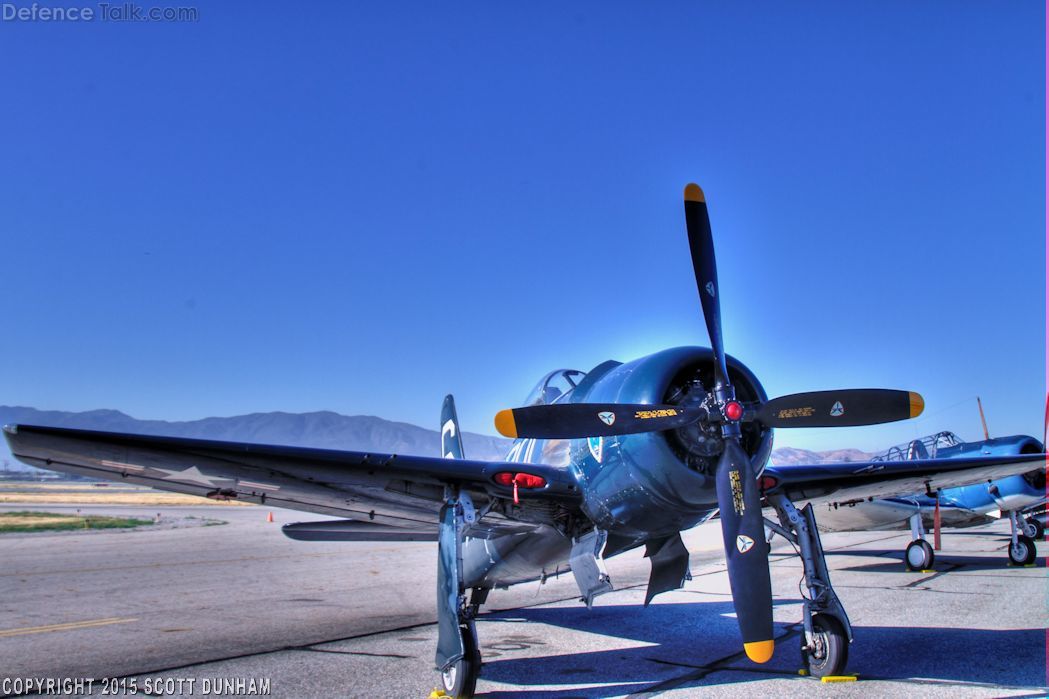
0;616;137;638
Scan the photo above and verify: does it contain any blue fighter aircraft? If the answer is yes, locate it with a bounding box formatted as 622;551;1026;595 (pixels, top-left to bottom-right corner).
5;184;1045;698
814;429;1044;569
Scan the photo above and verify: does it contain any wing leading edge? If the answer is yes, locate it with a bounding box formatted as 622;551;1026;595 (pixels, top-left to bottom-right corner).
3;424;580;527
764;453;1045;506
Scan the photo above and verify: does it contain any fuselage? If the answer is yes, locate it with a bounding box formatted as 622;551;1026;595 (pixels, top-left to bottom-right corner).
463;346;772;588
502;346;771;541
816;435;1044;533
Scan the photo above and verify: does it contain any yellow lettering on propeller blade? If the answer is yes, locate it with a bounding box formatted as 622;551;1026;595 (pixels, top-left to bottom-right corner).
777;407;815;419
634;409;679;419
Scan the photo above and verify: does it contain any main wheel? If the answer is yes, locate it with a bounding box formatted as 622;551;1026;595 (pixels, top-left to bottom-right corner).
1022;518;1044;541
801;612;849;678
1008;535;1037;566
441;625;481;698
904;539;935;571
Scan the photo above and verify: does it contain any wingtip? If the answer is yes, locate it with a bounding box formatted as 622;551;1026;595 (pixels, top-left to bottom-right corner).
494;410;518;438
744;639;774;663
684;183;705;202
2;424;17;435
908;392;925;418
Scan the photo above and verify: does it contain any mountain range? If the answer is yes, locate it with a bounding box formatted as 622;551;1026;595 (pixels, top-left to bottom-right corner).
0;406;872;473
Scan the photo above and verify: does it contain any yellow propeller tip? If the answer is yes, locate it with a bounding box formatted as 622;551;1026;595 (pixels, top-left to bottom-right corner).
494;410;518;438
684;183;705;202
908;392;925;418
744;639;774;663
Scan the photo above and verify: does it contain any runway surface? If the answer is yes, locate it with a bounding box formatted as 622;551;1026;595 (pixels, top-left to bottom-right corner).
1;503;1045;698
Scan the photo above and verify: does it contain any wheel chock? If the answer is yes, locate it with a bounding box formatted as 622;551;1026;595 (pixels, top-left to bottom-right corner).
797;669;809;676
920;569;934;573
428;690;448;698
820;675;858;683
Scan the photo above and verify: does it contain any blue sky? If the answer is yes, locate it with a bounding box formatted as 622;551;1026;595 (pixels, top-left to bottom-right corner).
0;2;1043;453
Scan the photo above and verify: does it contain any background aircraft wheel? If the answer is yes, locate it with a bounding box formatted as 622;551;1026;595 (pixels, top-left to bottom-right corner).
801;612;848;678
904;539;934;571
1022;518;1044;541
440;625;481;698
1008;535;1037;566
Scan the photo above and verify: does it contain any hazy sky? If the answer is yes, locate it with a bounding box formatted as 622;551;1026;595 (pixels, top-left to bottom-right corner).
0;2;1043;453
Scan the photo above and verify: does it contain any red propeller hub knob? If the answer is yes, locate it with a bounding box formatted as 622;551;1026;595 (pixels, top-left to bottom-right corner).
724;401;744;421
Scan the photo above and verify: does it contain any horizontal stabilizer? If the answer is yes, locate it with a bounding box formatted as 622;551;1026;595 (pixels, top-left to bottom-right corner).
282;519;438;542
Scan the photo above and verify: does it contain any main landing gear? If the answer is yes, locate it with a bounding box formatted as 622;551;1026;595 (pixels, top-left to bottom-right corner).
904;513;935;571
766;493;852;678
1007;510;1037;567
436;487;486;698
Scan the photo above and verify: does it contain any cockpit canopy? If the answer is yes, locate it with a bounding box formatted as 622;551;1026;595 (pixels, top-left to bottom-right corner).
521;369;586;406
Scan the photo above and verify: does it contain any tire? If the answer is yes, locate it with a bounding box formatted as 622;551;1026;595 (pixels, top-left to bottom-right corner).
441;625;481;698
801;612;849;678
1008;535;1037;566
904;539;935;571
1022;518;1044;541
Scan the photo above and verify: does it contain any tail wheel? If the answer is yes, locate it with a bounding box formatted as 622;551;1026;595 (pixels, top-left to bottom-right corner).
801;612;849;678
1008;535;1037;566
441;625;481;698
904;539;935;571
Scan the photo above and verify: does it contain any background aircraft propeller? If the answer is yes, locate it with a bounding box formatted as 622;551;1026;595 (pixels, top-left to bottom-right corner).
493;183;926;664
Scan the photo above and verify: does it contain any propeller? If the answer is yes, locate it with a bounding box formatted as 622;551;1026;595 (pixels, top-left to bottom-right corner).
683;183;773;664
756;389;923;428
492;183;926;663
495;387;923;439
494;403;706;440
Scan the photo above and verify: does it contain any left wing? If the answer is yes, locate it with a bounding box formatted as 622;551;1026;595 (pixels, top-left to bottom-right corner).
2;424;580;529
764;453;1045;506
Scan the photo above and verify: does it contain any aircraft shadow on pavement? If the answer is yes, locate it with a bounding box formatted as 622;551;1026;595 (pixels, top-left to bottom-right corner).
828;548;1044;573
475;601;1045;698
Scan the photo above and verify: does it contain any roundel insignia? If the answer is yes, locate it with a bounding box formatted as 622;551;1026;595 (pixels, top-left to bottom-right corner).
736;535;755;554
597;411;616;426
830;401;845;417
705;281;716;298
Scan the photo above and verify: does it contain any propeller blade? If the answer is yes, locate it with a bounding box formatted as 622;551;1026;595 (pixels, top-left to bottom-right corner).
683;183;729;390
714;437;774;663
755;389;923;428
494;403;705;439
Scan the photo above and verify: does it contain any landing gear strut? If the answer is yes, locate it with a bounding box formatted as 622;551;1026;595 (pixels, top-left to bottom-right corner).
767;493;852;678
436;488;485;698
1007;511;1037;566
904;513;935;571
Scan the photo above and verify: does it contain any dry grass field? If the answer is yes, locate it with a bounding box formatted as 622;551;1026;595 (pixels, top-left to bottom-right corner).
0;481;253;506
0;510;155;533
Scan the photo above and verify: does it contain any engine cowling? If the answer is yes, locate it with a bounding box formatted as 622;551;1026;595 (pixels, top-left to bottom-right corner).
573;346;773;536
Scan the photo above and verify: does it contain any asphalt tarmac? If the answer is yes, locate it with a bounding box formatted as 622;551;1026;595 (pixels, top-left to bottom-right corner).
1;503;1045;698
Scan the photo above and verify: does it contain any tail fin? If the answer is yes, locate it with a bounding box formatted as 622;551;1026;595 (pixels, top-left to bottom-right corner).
441;394;465;460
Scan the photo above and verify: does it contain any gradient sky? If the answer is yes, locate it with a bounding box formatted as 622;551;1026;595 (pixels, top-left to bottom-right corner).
0;2;1044;453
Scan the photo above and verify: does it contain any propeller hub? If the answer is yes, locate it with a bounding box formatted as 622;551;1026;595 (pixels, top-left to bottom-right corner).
724;400;744;421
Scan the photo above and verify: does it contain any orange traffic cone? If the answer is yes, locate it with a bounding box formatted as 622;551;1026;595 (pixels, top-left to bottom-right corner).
267;512;274;523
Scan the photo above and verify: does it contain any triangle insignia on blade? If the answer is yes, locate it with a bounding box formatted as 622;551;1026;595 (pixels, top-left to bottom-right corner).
705;281;716;298
830;401;845;417
736;535;755;554
597;411;616;426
